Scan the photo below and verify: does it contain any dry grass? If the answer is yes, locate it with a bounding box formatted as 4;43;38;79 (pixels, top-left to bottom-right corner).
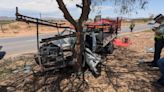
9;24;20;29
0;22;67;38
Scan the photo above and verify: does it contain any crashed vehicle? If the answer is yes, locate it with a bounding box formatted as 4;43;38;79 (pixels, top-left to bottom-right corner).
36;28;76;70
37;27;102;75
36;18;122;75
15;7;121;76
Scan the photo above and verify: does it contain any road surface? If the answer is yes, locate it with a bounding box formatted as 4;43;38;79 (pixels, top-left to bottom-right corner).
0;24;153;58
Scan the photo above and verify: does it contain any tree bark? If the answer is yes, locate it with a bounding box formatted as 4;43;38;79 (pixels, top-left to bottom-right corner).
56;0;91;72
56;0;77;28
76;0;91;72
79;0;91;25
74;24;84;71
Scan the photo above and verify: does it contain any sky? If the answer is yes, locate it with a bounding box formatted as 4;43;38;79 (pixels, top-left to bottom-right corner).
0;0;163;19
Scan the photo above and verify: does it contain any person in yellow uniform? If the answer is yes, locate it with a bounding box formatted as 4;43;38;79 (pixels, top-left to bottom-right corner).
151;14;164;67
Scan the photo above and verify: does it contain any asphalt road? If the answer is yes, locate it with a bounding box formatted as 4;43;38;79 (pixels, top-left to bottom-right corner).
0;24;153;58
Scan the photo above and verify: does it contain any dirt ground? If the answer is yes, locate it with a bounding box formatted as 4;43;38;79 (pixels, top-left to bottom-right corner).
0;21;146;38
0;31;164;92
0;22;69;38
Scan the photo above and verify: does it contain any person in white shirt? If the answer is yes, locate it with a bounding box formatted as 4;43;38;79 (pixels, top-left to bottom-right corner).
151;14;164;67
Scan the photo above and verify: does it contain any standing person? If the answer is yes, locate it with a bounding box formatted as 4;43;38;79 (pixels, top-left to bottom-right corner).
151;14;164;67
130;22;135;32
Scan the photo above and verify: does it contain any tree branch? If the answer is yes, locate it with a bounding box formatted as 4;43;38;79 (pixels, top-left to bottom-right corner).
56;0;77;27
79;0;91;24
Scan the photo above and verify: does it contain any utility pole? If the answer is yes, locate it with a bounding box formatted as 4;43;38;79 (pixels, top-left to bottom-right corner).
39;12;42;19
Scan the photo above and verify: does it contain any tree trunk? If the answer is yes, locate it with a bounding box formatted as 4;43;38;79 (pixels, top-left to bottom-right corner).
74;25;84;72
56;0;91;72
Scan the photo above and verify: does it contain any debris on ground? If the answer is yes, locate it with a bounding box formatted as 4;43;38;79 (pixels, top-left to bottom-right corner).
0;31;164;92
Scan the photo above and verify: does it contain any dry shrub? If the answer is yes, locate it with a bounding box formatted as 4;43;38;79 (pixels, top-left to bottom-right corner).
9;24;20;29
13;30;19;34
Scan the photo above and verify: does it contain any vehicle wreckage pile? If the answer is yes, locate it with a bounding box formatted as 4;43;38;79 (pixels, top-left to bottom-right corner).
15;7;122;78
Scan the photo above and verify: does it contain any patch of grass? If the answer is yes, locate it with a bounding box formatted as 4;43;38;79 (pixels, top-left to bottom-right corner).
0;20;15;25
143;30;152;32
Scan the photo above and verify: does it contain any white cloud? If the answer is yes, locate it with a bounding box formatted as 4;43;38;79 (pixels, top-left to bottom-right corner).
0;0;59;13
0;0;82;18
